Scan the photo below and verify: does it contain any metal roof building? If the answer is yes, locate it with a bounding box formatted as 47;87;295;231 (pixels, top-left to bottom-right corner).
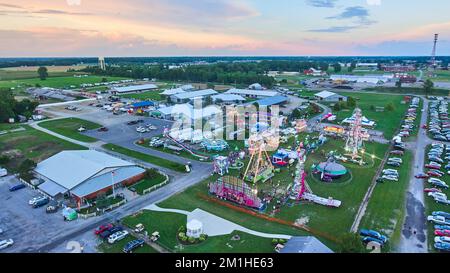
280;236;334;253
35;150;145;200
225;88;279;98
112;84;158;94
314;91;347;102
171;89;218;103
212;94;246;104
252;95;288;107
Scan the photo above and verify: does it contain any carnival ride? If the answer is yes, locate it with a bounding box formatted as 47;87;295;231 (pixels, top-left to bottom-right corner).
344;108;367;164
213;156;230;176
209;176;264;210
290;144;342;208
201;139;229;152
163;128;209;160
243;131;277;184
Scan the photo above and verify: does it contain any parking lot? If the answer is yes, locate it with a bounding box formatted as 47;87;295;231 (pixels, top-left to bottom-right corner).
0;176;81;253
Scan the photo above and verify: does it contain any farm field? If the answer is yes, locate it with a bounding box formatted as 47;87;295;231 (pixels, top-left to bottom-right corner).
0;125;86;172
39;118;102;143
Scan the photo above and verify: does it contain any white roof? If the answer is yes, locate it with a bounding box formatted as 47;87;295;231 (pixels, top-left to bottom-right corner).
172;89;218;100
113;84;158;93
212;94;246;102
187;219;203;229
157;103;221;119
315;91;339;99
225;88;279;97
35;150;135;190
160;88;186;96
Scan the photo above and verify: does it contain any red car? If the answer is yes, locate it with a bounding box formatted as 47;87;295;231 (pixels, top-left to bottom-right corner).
428;171;443;178
424;188;442;193
94;224;113;235
435;230;450;236
391;150;404;156
415;173;429;179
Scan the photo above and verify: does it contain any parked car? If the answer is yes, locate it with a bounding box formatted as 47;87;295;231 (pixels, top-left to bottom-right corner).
435;230;450;237
95;224;114;235
123;239;145;253
9;183;26;192
98;127;109;132
0;239;14;250
134;224;145;233
434;236;450;244
435;225;450;230
46;204;59;213
32;197;49;208
382;175;399;182
433;211;450;219
424;188;442;193
99;226;123;239
434;242;450;252
108;230;129;244
359;229;388;244
415;173;429;179
428;215;450;225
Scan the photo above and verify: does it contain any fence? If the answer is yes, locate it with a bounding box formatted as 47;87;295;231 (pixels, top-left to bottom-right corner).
142;173;170;195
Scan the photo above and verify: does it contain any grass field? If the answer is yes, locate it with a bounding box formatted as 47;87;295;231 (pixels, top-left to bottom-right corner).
122;210;276;253
365;87;450;97
0;125;86;171
426;70;450;82
131;174;167;195
120;90;164;101
102;143;186;173
39;118;102;143
0;75;128;91
359;150;413;252
332;92;409;139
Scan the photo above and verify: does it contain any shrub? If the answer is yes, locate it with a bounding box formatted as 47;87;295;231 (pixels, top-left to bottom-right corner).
188;237;196;244
272;239;279;245
178;225;186;233
386;103;395;112
178;232;186;238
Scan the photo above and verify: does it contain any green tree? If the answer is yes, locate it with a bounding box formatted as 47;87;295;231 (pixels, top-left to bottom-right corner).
339;233;366;253
423;79;434;96
348;62;356;72
333;103;341;111
386;102;395;111
395;80;402;88
333;63;342;73
37;66;48;80
346;97;357;108
18;159;36;180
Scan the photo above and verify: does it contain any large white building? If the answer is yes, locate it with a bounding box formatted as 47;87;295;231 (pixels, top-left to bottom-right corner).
111;84;158;94
330;74;394;84
170;89;218;103
225;88;279;99
34;150;146;202
314;91;347;102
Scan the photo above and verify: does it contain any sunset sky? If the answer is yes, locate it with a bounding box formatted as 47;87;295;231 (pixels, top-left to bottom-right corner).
0;0;449;57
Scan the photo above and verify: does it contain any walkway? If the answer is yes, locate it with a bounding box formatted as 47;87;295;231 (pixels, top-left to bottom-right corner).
146;204;292;240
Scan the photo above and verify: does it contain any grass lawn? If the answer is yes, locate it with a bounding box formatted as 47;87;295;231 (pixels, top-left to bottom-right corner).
130;174;167;195
426;70;450;82
102;143;186;173
365;87;450;97
98;235;159;253
359;150;413;252
423;145;450;253
120;90;164;101
39;118;102;143
0;123;22;131
0;125;86;171
122;210;276;253
158;138;389;251
332;92;409;139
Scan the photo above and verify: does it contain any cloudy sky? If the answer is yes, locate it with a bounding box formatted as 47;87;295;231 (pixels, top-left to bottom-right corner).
0;0;449;57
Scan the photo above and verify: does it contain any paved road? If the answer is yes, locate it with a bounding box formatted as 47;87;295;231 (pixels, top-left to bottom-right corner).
397;97;432;253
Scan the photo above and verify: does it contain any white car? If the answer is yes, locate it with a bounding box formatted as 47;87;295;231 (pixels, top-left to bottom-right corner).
428;215;450;225
434;236;450;244
0;239;14;250
388;158;403;163
428;192;447;200
429;178;445;184
108;230;129;244
29;196;46;206
136;127;146;133
382;175;399;182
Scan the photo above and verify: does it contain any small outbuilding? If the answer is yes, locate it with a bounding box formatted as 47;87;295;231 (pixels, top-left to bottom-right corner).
186;219;204;238
314;91;347;102
279;236;333;253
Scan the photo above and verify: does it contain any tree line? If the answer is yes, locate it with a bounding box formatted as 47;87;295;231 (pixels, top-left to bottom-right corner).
0;88;39;123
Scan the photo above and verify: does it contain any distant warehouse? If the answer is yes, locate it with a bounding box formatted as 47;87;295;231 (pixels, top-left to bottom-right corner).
314;91;347;102
225;88;279;99
111;83;158;94
251;95;289;107
34;150;146;203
